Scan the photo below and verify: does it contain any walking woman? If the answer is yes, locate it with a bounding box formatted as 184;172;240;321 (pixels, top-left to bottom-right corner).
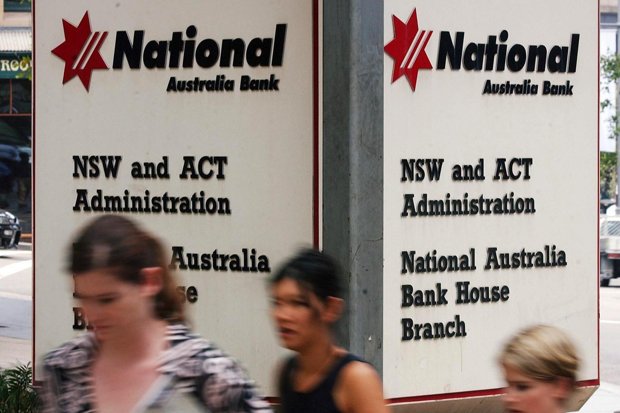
270;248;388;413
499;324;580;413
41;215;272;413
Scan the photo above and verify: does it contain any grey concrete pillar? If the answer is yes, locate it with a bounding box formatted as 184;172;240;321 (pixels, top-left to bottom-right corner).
323;0;384;374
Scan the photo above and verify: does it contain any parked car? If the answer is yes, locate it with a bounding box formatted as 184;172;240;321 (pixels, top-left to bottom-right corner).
600;213;620;286
0;209;21;249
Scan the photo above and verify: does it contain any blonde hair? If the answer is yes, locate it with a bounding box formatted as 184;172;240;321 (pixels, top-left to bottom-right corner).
499;324;579;385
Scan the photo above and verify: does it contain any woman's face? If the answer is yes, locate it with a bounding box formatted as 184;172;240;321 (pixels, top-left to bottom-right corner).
73;269;152;342
502;364;568;413
270;278;327;352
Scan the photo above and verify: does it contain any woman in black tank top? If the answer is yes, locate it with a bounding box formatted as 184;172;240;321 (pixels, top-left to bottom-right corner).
270;249;388;413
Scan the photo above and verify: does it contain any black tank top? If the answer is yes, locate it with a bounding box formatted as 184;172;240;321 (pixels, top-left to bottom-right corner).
279;353;363;413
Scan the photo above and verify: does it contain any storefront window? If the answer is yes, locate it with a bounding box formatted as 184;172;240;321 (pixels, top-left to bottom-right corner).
0;79;30;114
0;78;31;231
0;81;9;113
10;80;30;114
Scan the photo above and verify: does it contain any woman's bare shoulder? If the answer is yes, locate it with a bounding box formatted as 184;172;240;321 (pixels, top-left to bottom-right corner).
335;358;389;413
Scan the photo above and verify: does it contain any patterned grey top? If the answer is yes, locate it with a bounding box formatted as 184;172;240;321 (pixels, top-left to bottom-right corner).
41;324;273;413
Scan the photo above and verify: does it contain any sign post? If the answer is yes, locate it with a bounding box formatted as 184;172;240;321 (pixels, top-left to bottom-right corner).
382;0;598;409
34;0;318;394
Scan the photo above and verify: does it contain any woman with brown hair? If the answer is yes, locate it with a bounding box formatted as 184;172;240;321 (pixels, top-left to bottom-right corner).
42;214;272;413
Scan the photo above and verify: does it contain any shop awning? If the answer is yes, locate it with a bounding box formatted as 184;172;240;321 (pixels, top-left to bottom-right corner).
0;27;31;52
0;27;31;79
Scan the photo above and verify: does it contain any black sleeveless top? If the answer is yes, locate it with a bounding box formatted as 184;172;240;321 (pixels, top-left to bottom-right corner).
279;353;363;413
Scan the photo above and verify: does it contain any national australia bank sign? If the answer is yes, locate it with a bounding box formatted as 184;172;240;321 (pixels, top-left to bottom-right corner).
385;8;581;96
52;12;286;93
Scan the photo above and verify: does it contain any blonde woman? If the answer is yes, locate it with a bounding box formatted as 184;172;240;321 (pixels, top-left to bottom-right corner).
499;324;580;413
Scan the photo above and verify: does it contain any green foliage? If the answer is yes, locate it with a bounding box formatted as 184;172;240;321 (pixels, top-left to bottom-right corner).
600;55;620;199
15;56;32;81
601;152;617;200
0;363;40;413
601;54;620;140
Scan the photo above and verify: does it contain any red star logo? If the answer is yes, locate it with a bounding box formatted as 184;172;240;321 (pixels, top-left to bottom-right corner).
384;9;433;91
51;12;108;91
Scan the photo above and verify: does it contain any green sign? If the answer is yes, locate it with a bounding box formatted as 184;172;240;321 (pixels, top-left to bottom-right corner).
0;53;31;79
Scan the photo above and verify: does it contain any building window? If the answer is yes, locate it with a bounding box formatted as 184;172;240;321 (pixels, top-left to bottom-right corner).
0;78;31;216
0;79;30;114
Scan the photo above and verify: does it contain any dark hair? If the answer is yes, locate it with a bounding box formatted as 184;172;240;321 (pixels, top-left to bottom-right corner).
69;214;184;323
270;248;343;301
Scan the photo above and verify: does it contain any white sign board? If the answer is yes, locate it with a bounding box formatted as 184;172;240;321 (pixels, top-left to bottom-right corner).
383;0;598;402
34;0;317;394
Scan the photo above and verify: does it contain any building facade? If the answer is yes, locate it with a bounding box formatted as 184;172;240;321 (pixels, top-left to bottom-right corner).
0;0;31;232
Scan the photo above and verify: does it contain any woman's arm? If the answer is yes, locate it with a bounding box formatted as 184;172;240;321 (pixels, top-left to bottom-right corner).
39;365;61;413
334;361;389;413
194;348;273;413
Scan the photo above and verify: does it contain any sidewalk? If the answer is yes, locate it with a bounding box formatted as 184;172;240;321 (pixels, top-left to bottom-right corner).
0;240;32;369
0;335;31;369
575;382;620;413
